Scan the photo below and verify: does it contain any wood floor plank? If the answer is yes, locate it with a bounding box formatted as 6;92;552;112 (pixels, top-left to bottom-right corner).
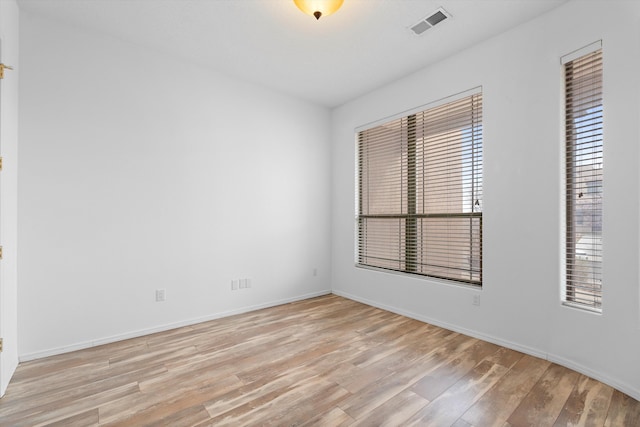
411;339;501;401
451;418;475;427
203;365;317;420
10;338;147;384
553;374;614;427
405;360;508;426
321;361;382;393
350;388;429;426
604;390;640;427
38;408;100;427
0;364;164;420
245;379;351;426
506;363;581;427
484;347;525;369
234;338;346;384
0;295;637;426
0;360;111;402
103;400;211;427
304;336;368;375
338;349;455;420
0;382;140;427
300;406;354;426
336;369;403;419
461;354;551;427
206;373;346;426
98;373;244;424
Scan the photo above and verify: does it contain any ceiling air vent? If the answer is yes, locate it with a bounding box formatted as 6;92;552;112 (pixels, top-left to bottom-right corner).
410;7;451;36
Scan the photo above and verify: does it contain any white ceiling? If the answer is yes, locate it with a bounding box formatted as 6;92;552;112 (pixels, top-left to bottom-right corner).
17;0;569;108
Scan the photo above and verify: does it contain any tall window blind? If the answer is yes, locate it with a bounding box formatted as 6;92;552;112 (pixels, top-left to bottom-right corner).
357;91;483;285
563;44;603;311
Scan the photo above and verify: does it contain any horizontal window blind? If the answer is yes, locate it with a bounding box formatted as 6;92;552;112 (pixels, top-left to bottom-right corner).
357;92;483;285
564;47;603;310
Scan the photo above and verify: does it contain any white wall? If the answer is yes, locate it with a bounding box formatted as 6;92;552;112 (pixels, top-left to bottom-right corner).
18;12;332;359
0;0;19;397
331;0;640;400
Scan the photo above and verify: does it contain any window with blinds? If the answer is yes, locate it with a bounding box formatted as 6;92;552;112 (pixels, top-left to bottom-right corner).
357;91;483;285
563;43;603;311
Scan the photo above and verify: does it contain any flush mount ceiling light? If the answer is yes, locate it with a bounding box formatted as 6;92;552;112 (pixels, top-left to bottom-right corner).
293;0;344;20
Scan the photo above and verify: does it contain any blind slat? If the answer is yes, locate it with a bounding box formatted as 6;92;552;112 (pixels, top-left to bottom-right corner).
565;48;603;311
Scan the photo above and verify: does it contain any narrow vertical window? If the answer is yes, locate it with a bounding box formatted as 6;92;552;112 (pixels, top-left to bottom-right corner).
563;43;603;311
357;90;483;285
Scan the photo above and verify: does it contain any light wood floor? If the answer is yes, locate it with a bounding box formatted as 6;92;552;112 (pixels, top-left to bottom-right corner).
1;295;639;426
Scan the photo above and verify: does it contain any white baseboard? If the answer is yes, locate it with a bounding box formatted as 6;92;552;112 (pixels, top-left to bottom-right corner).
332;290;640;402
19;290;332;362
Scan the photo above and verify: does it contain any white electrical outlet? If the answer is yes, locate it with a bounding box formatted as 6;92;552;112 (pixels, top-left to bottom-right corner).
313;268;318;277
156;289;166;302
472;294;480;306
232;278;252;290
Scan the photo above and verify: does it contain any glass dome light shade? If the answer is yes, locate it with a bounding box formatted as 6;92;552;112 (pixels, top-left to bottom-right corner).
293;0;344;20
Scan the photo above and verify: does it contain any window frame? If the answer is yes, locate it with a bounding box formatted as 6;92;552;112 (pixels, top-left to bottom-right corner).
562;41;603;312
355;88;484;287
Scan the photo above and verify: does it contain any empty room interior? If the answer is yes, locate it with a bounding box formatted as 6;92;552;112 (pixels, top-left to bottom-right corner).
1;0;640;425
